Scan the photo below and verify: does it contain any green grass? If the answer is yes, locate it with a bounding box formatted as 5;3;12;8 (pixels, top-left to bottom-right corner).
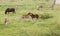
0;1;60;36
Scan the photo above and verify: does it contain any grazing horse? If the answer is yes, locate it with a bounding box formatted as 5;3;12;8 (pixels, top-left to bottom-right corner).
5;8;15;14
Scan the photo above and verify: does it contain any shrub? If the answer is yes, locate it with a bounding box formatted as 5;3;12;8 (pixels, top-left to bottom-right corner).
40;12;53;19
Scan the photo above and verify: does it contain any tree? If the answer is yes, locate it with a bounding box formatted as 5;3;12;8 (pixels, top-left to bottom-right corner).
51;0;56;10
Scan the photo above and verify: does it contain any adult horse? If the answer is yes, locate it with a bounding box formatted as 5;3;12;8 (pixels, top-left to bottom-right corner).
5;8;15;14
27;12;39;19
22;12;39;19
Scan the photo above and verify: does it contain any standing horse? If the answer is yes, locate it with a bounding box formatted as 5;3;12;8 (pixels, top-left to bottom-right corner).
5;8;15;14
21;12;39;19
27;12;39;19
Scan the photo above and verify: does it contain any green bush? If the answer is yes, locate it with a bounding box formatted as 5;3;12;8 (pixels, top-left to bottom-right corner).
40;13;53;19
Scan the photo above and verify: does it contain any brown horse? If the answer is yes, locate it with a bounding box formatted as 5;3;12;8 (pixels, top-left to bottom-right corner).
22;12;39;19
27;12;39;19
5;8;15;14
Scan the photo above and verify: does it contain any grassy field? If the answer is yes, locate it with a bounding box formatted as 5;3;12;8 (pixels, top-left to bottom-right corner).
0;1;60;36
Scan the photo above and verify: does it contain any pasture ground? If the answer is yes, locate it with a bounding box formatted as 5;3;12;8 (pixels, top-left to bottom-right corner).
0;1;60;36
